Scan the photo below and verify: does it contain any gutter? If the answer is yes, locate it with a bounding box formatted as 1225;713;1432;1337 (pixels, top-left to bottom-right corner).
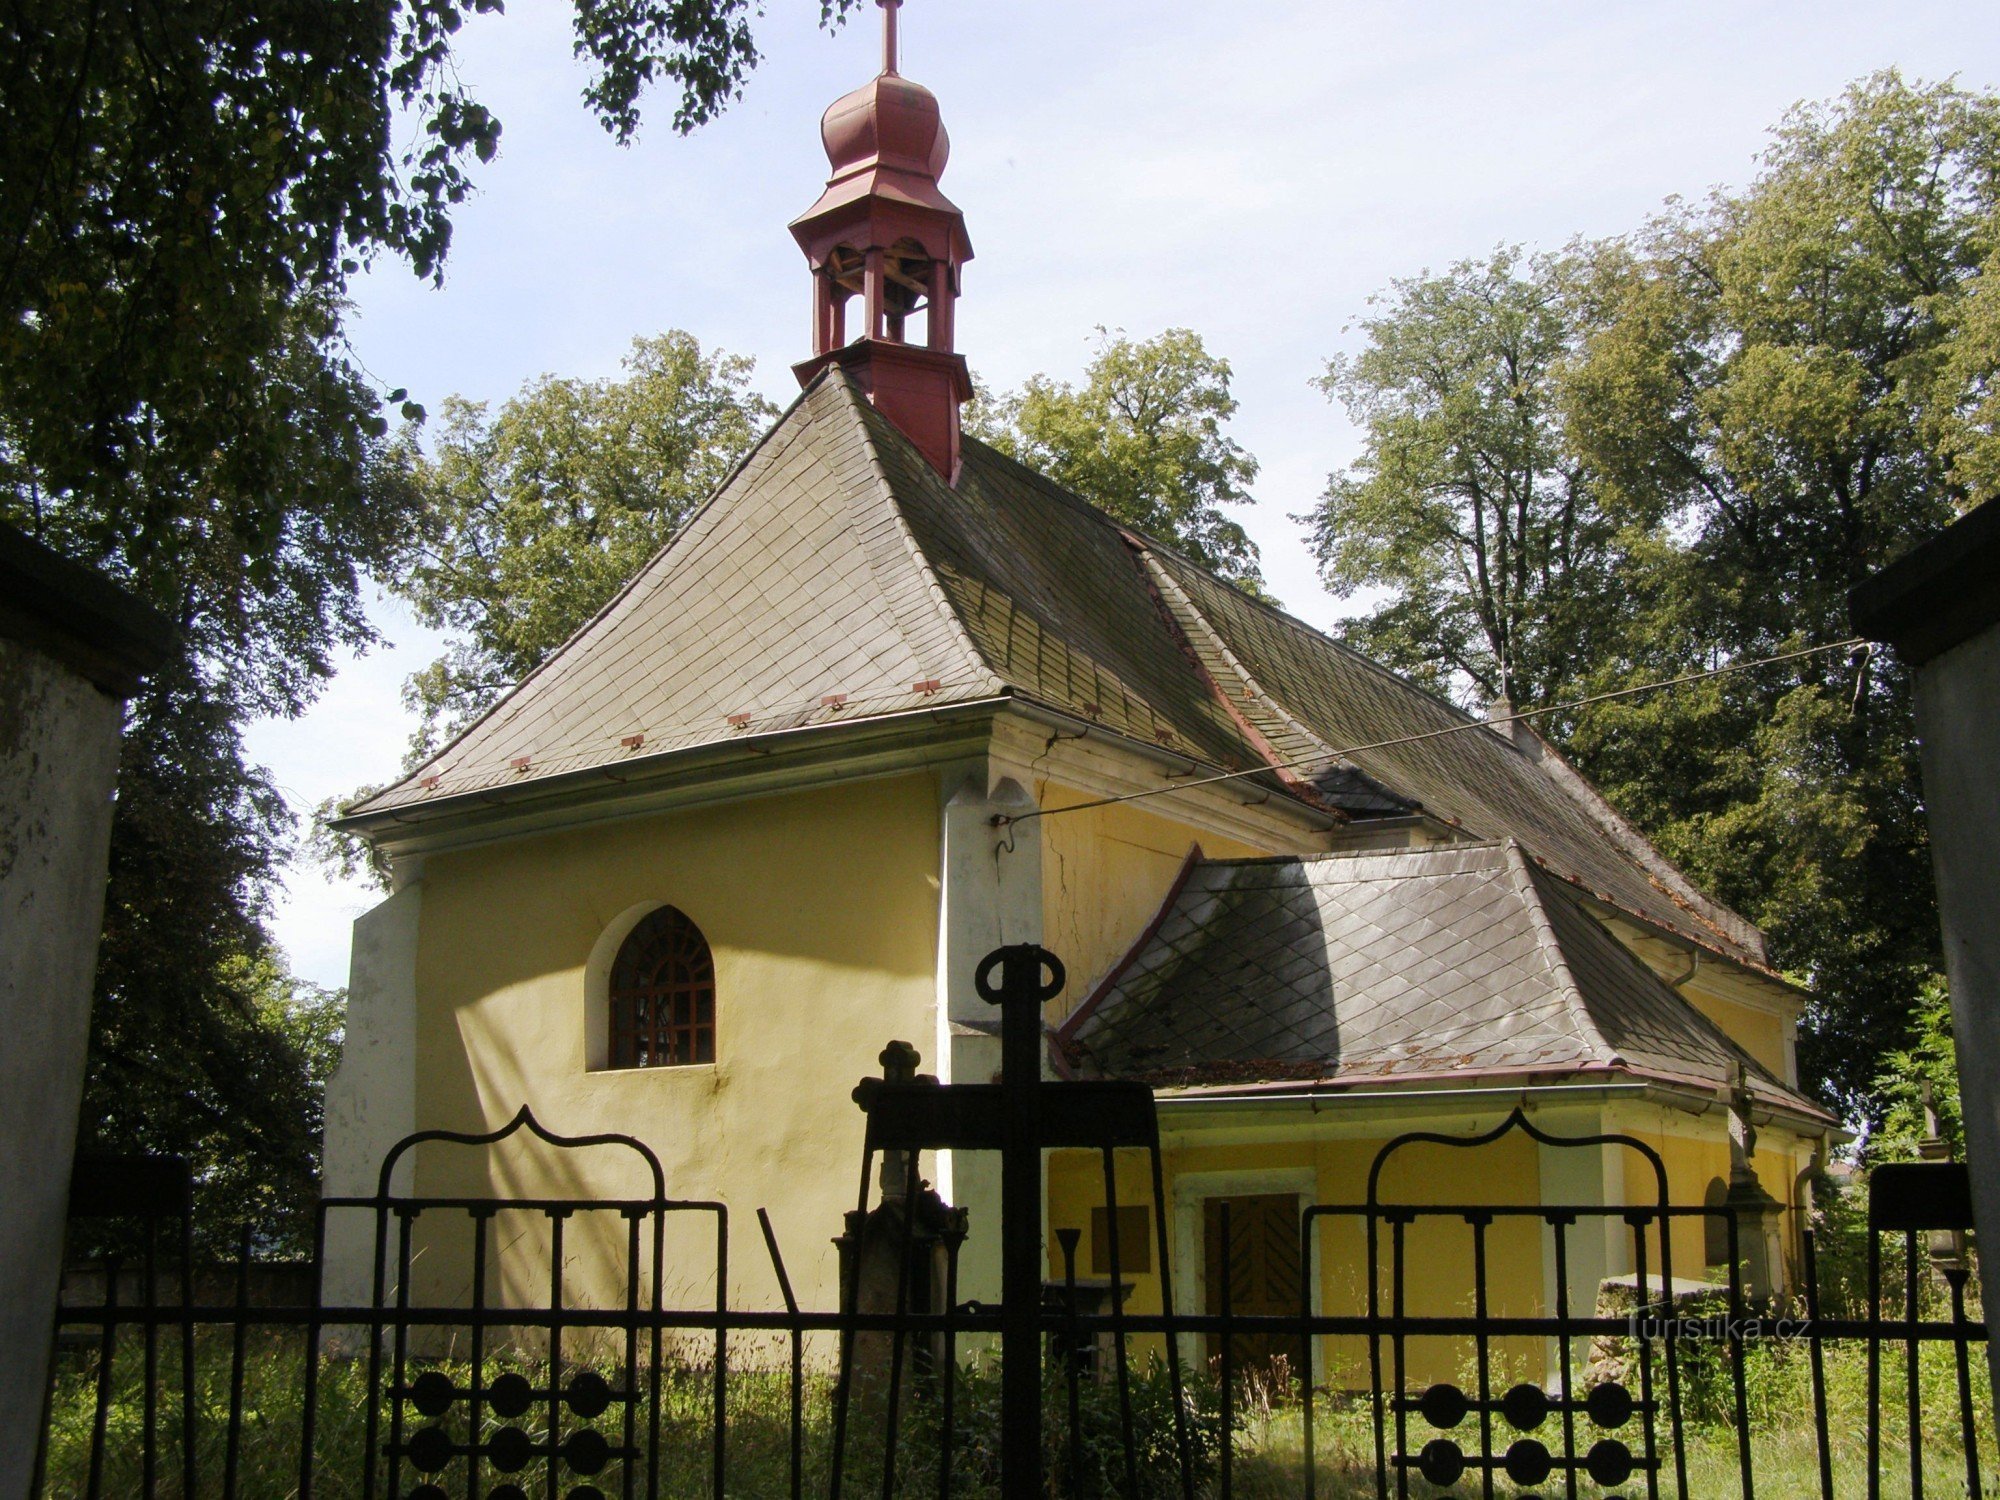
1149;1070;1840;1138
1156;1079;1664;1115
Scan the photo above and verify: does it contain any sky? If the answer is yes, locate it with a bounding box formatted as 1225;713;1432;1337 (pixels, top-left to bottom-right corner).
247;0;2000;990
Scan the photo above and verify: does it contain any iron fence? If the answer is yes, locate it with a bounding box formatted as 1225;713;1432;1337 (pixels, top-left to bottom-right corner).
36;945;1994;1496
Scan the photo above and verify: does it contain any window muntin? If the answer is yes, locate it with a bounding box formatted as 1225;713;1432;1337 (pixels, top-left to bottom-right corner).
608;906;715;1069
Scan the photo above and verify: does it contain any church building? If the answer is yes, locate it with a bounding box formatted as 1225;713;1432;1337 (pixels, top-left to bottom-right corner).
324;2;1835;1376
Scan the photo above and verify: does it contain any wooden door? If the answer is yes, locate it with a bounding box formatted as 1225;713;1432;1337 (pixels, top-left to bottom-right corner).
1202;1193;1304;1383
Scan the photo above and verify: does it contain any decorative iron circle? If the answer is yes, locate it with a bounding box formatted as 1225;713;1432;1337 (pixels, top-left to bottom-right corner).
487;1487;529;1500
1501;1382;1550;1430
407;1487;448;1500
1417;1438;1465;1485
407;1426;454;1474
565;1370;614;1418
1504;1438;1553;1485
489;1372;533;1419
488;1426;534;1473
409;1370;455;1418
566;1489;608;1500
563;1428;612;1476
1586;1437;1636;1485
1585;1381;1635;1429
1417;1382;1470;1429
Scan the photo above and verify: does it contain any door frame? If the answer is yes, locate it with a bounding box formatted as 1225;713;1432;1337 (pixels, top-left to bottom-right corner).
1170;1167;1322;1382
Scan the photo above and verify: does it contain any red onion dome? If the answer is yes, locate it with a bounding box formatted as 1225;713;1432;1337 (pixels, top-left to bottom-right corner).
821;71;951;182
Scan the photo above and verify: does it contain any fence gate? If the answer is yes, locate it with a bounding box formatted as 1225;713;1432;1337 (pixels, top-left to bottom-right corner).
1331;1111;1694;1499
326;1107;705;1499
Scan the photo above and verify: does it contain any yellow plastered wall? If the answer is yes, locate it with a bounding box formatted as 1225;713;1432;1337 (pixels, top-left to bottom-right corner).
399;773;940;1327
1613;1114;1814;1290
1645;1127;1723;1284
1035;783;1266;1024
1047;1129;1547;1391
1680;985;1790;1082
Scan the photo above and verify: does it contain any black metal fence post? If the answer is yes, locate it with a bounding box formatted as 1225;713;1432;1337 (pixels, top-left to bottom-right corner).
974;942;1066;1498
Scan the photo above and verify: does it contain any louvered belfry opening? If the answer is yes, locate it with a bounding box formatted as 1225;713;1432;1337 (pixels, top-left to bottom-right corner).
789;0;973;480
609;905;716;1068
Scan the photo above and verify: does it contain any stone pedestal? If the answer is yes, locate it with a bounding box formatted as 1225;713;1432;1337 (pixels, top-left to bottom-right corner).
834;1043;969;1411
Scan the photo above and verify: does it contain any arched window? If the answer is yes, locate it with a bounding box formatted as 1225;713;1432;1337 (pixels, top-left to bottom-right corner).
608;907;715;1069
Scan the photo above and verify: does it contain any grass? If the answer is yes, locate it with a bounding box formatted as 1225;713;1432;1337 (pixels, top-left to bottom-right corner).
1223;1333;1996;1499
37;1332;1213;1497
38;1326;1995;1496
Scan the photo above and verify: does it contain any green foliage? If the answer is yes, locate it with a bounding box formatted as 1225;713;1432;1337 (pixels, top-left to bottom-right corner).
976;328;1264;588
39;1340;1224;1499
1;0;826;1247
393;332;778;753
1308;72;2000;1114
83;905;344;1257
2;292;403;1255
1930;230;2000;504
46;1331;1991;1499
0;0;833;518
1308;248;1623;707
1565;71;1999;1111
1868;976;1961;1162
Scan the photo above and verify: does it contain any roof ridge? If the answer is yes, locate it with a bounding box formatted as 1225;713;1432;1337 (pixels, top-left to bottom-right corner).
1519;858;1797;1095
1127;538;1344;807
1498;713;1767;962
830;375;1008;697
1499;838;1619;1065
1153;547;1495;735
347;381;818;817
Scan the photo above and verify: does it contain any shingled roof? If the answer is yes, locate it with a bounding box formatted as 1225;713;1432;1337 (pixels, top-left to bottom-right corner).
346;370;1763;968
1059;842;1823;1119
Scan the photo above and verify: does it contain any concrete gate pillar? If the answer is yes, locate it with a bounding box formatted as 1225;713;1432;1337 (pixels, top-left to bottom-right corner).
1852;499;2000;1402
0;522;167;1500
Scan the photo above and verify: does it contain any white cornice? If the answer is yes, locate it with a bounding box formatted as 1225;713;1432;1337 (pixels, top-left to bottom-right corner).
991;704;1338;853
343;699;1011;864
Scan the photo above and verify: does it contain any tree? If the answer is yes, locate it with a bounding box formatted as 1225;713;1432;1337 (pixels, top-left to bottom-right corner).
3;295;413;1235
1;1;848;528
1306;249;1622;709
395;332;777;751
1;1;845;1224
1305;73;2000;1115
1927;227;2000;506
1562;72;2000;1111
973;329;1264;587
1867;977;1961;1163
314;333;776;884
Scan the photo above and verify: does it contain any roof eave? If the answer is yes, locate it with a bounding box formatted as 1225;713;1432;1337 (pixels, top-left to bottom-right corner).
1149;1063;1839;1135
331;695;1015;858
1002;695;1342;833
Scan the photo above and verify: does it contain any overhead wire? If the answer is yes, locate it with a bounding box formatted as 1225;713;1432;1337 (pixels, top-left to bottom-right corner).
990;636;1871;830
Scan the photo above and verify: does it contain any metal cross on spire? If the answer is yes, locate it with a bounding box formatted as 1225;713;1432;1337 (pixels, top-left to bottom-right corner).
879;0;901;75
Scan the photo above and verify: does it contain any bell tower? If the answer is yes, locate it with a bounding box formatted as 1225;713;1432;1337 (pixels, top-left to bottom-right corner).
791;0;972;481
